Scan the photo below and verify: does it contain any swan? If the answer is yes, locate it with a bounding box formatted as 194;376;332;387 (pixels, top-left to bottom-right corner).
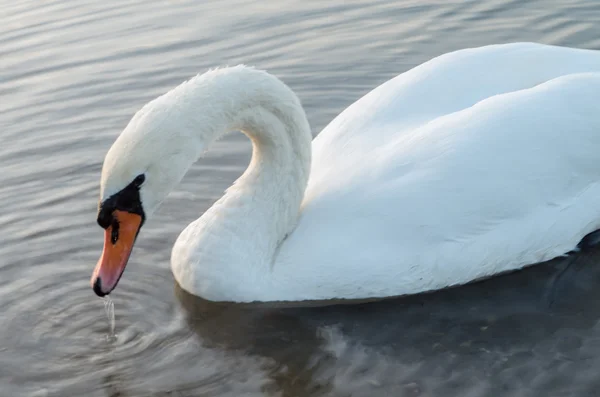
91;42;600;303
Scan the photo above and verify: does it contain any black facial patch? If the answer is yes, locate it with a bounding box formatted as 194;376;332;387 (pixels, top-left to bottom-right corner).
97;174;146;229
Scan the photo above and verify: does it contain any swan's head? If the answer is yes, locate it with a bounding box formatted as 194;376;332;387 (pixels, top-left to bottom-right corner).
91;85;208;297
90;65;308;297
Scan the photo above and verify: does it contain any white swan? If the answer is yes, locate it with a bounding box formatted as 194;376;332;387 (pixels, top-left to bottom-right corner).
91;42;600;303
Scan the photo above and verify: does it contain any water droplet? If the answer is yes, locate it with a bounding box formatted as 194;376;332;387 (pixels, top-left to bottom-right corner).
103;297;116;341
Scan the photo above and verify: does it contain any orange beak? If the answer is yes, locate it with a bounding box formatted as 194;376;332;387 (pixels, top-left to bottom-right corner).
91;210;142;296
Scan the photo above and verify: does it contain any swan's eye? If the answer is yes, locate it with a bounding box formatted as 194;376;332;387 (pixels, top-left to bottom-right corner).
133;174;145;187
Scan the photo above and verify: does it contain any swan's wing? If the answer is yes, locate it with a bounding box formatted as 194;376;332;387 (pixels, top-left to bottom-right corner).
274;43;600;300
310;42;600;187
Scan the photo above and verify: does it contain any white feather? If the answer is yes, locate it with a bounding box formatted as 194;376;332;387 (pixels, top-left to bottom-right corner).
100;43;600;302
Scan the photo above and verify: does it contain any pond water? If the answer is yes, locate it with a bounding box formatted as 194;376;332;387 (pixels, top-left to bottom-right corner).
2;0;600;395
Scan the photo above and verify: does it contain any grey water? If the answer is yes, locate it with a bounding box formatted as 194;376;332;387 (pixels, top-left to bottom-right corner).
2;0;600;396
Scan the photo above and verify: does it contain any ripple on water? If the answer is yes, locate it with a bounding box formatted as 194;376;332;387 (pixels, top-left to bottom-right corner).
0;264;280;396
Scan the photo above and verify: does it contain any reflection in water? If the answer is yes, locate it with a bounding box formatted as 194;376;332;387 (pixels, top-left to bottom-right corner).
175;245;600;396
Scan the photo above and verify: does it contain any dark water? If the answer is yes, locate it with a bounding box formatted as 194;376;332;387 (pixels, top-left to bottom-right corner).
2;0;600;395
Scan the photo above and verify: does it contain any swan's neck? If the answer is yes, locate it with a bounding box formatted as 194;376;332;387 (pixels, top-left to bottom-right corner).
210;104;311;257
166;67;312;299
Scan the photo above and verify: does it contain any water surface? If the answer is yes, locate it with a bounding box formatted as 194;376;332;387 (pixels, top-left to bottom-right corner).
2;0;600;395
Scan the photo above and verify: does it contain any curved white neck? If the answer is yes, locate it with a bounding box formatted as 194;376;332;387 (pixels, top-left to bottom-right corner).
207;101;312;260
164;67;312;297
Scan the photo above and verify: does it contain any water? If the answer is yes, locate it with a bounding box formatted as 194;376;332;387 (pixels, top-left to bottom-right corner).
2;0;600;395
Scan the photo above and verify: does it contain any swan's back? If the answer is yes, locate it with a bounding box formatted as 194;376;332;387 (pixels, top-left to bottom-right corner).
272;43;600;301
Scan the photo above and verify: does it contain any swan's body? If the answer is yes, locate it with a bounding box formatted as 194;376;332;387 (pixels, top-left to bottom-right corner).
93;43;600;302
